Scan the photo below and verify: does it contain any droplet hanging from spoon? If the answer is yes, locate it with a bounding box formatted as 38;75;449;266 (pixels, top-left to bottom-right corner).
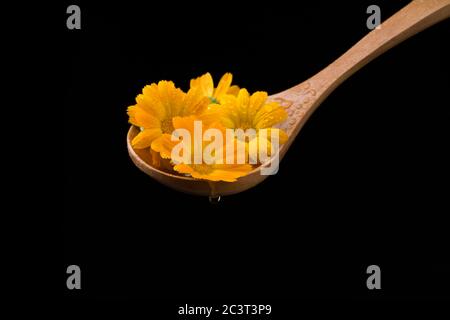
208;181;221;204
209;195;221;204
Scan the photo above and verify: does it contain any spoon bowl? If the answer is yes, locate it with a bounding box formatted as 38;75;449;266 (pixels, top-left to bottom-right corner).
127;125;280;196
128;0;450;197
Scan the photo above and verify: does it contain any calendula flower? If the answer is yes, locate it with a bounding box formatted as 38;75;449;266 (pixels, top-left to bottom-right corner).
190;72;240;103
214;88;288;159
219;89;288;132
152;116;253;182
127;73;289;180
127;80;210;149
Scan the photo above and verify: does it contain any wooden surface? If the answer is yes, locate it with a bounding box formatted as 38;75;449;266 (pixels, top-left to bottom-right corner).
128;0;450;196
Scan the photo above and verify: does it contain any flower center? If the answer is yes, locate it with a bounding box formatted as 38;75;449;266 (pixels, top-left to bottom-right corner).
239;122;253;130
161;118;174;134
209;96;219;104
236;124;257;142
192;164;214;175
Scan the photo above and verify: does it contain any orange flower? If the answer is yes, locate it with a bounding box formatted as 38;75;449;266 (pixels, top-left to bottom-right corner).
214;88;288;161
190;72;239;103
152;116;252;182
127;80;210;149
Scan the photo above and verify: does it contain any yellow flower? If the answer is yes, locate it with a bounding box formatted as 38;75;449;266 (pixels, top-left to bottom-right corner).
127;74;289;178
152;116;253;182
220;88;288;131
190;72;240;103
215;88;289;157
127;80;210;149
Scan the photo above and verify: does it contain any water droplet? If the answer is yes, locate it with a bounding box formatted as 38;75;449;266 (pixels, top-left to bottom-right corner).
209;195;221;204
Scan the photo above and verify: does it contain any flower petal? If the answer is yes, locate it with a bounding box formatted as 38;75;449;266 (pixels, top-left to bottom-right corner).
265;128;288;145
236;88;250;108
157;80;185;117
199;104;232;127
183;86;210;115
209;165;253;182
150;149;162;168
254;102;288;128
227;85;240;96
213;73;232;101
134;106;161;129
236;88;250;124
140;84;166;119
151;134;178;159
127;105;139;126
173;164;194;175
190;171;222;181
248;91;268;124
190;73;214;98
132;128;162;149
172;115;198;132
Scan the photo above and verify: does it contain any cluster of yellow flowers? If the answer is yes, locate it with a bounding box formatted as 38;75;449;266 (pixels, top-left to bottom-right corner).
127;73;288;182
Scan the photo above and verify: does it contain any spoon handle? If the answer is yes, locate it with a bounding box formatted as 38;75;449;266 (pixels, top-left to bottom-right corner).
276;0;450;142
300;0;450;94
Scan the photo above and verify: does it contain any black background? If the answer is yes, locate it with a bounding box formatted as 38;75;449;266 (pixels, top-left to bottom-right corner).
63;0;450;308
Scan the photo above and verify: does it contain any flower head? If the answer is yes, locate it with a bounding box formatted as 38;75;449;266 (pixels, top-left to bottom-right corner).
152;116;252;182
127;80;210;149
219;88;288;130
190;72;239;103
214;88;289;159
127;73;289;182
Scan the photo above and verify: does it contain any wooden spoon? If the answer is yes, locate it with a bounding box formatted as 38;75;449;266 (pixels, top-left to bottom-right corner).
127;0;450;197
